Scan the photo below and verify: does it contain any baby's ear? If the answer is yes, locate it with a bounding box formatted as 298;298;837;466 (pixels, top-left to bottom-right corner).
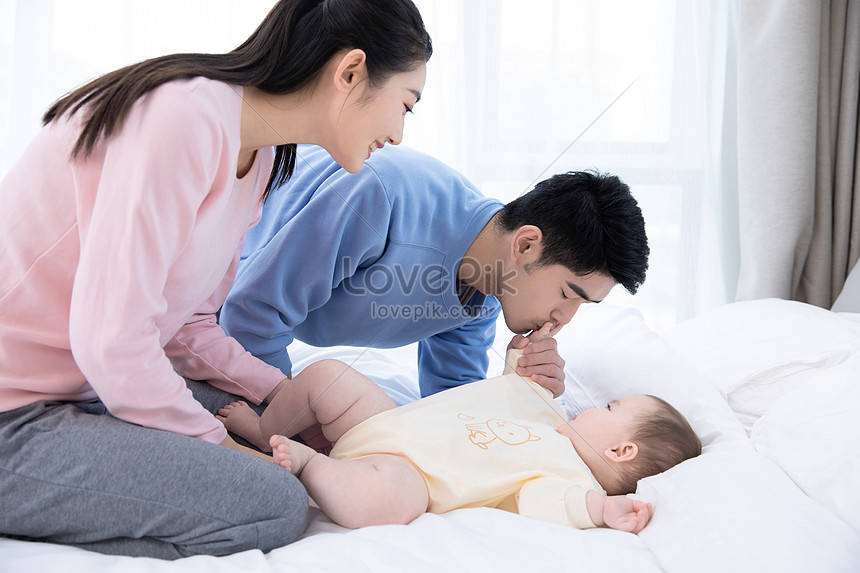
604;442;638;463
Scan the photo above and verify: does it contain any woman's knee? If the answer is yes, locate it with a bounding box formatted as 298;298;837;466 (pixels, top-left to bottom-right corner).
251;470;309;551
164;466;309;556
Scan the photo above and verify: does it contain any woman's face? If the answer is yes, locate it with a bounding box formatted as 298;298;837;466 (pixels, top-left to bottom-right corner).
328;64;426;173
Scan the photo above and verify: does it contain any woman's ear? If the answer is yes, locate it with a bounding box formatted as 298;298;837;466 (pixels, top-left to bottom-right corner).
604;442;639;463
509;225;543;265
333;48;368;94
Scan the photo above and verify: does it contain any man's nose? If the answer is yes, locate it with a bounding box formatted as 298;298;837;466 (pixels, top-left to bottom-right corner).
553;299;583;327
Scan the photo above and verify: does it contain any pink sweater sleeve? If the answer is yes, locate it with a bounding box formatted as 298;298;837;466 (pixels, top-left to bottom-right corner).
68;82;274;442
164;253;286;405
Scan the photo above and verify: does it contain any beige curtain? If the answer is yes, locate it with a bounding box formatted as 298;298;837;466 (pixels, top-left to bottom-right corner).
797;1;860;306
736;1;860;307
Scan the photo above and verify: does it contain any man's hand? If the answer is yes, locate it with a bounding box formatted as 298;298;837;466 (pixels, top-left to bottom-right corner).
507;322;565;397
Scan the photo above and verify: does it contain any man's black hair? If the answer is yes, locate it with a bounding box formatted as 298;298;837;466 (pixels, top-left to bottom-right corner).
497;170;649;294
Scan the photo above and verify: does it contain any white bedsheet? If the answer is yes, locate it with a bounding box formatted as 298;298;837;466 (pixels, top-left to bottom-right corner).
2;299;859;572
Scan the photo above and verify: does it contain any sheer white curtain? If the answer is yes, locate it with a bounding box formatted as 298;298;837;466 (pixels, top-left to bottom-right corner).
0;0;275;172
0;0;739;331
410;0;739;331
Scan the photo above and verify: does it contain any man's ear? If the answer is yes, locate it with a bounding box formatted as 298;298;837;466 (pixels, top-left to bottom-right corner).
509;225;543;265
604;442;639;463
333;48;368;95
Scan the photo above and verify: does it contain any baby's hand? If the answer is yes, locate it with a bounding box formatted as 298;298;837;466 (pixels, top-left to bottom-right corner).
602;495;653;533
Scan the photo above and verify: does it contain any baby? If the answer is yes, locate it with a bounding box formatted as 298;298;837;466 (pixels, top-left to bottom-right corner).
217;353;701;533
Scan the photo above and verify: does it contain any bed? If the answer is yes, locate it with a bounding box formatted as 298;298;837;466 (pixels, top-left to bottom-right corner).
2;298;859;572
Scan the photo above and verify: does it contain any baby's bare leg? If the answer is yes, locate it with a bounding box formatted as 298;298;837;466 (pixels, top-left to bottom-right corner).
259;359;396;445
270;436;428;529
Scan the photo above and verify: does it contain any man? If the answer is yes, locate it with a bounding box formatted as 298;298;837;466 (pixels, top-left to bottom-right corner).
220;145;648;398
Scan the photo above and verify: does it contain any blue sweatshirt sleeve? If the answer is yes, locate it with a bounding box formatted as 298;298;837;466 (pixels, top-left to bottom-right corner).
416;305;499;396
220;169;391;375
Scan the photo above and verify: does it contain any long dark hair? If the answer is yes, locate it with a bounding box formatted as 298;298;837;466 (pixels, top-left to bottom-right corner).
43;0;432;196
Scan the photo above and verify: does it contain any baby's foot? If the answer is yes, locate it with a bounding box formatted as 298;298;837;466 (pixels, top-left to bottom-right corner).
269;435;316;476
216;401;268;450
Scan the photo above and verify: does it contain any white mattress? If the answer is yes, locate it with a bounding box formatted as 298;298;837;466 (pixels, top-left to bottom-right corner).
2;299;859;572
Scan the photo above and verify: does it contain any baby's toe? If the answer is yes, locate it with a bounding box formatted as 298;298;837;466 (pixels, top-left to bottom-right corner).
269;434;288;448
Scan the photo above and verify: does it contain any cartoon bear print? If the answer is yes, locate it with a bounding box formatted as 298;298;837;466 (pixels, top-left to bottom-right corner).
464;418;541;450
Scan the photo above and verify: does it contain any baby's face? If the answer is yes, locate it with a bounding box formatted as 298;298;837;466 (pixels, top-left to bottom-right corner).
555;395;654;455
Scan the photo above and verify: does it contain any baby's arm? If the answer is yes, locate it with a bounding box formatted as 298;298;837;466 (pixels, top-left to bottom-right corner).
517;478;653;533
586;490;653;533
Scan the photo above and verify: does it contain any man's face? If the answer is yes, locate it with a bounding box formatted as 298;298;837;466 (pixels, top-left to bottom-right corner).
496;263;617;336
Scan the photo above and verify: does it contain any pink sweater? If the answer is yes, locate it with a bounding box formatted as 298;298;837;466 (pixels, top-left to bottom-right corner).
0;78;286;442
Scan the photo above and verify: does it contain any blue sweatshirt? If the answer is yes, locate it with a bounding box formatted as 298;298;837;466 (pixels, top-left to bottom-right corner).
220;145;503;397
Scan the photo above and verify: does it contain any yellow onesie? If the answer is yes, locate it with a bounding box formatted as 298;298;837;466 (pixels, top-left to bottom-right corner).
330;370;602;529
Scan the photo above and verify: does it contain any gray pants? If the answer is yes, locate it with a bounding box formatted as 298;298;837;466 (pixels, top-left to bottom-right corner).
0;380;308;559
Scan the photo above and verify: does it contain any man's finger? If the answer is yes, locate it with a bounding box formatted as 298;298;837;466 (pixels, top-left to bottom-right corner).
526;374;565;398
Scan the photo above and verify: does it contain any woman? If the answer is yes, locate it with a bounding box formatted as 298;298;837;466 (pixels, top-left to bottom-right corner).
0;0;431;559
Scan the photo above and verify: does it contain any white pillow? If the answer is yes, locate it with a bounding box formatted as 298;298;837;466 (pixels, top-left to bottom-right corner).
550;304;747;451
751;352;860;535
636;450;860;573
661;298;860;433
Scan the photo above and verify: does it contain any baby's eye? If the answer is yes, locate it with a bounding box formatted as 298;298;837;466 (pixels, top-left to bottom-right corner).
561;291;569;300
404;104;414;114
